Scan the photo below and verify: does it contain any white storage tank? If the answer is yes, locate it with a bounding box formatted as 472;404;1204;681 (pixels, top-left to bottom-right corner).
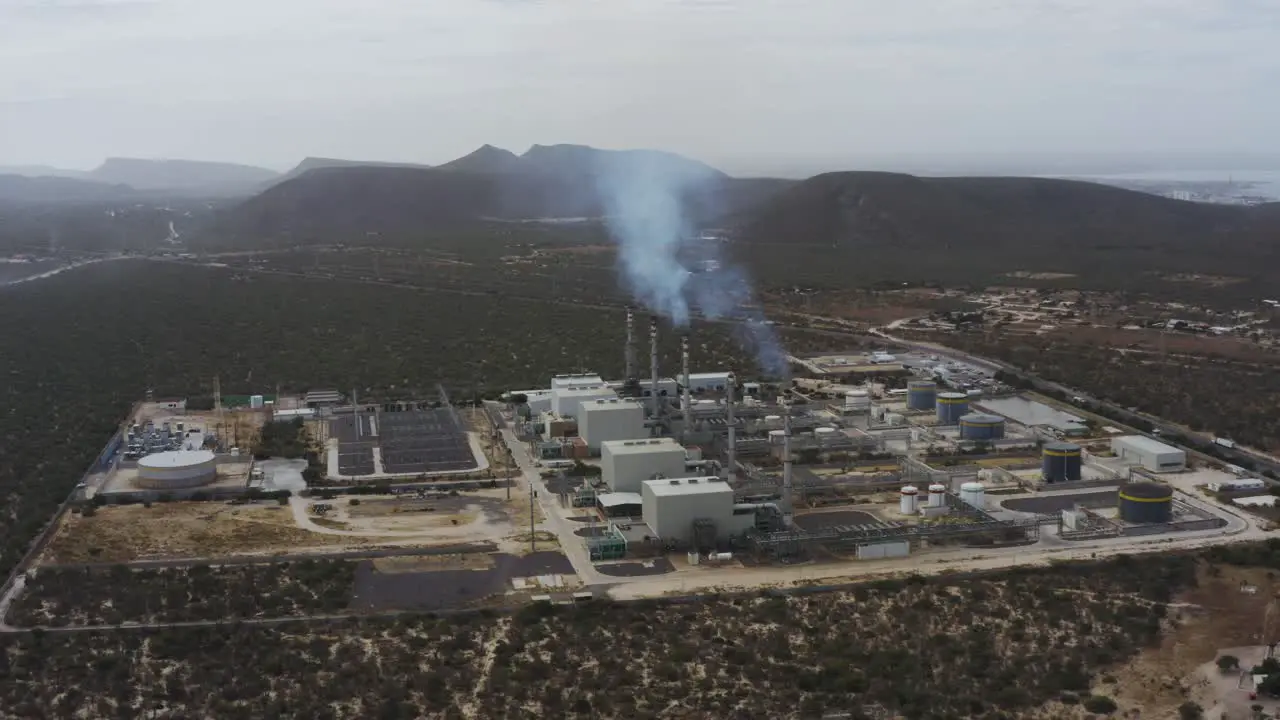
815;427;839;445
769;430;787;445
899;485;919;515
844;390;871;412
764;415;783;430
136;450;217;489
927;483;947;508
959;481;986;510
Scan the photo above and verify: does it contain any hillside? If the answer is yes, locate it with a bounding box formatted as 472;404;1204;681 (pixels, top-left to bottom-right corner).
0;174;137;205
274;157;434;185
200;144;779;247
88;158;279;196
734;172;1280;289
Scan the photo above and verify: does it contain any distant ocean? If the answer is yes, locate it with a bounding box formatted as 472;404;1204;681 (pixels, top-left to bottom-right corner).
1085;169;1280;201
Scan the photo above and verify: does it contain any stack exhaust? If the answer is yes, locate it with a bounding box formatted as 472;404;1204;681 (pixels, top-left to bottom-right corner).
649;316;661;419
782;403;793;519
726;372;737;481
681;334;692;439
625;306;636;382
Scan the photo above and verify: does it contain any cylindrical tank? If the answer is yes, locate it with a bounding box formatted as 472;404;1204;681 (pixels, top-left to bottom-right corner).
1118;482;1173;523
845;390;871;412
1042;442;1083;483
907;381;938;411
899;485;919;515
136;450;217;489
959;413;1006;440
764;415;782;429
958;481;986;509
936;393;969;424
768;429;786;445
927;483;947;508
815;426;839;445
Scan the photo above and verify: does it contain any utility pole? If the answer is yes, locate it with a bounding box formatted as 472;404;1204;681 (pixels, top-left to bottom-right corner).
530;483;538;553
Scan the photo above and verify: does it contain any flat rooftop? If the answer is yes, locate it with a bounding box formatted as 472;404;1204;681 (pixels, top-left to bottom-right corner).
602;438;684;456
642;476;731;498
1114;435;1183;454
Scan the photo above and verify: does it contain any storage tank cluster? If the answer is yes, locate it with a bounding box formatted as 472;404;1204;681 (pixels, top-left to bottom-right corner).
958;413;1005;440
899;485;920;515
1118;482;1174;524
907;381;937;411
1042;442;1083;483
958;482;986;509
936;393;969;424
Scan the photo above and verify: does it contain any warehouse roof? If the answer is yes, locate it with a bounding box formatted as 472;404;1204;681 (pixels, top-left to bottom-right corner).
580;398;644;412
597;492;642;508
1114;435;1183;455
642;476;732;498
601;438;685;455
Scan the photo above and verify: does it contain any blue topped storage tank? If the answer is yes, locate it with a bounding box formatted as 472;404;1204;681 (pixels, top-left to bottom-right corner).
907;381;937;411
1118;482;1173;523
1042;442;1083;483
936;393;969;424
959;413;1005;440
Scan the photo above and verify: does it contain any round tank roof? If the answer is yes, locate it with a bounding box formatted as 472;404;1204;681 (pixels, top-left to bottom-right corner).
908;381;937;388
1045;441;1082;452
138;450;216;469
900;485;919;494
1119;482;1173;500
928;484;947;492
960;481;985;491
815;426;837;433
959;413;1004;424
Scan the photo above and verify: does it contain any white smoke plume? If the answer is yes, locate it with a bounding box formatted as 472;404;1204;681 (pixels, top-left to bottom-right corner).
593;152;788;377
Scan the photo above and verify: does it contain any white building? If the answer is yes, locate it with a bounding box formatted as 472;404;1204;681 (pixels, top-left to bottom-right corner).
551;385;616;419
552;373;604;390
640;476;756;543
686;372;731;393
1111;436;1186;473
634;378;679;399
1210;478;1267;492
578;398;647;451
601;438;688;492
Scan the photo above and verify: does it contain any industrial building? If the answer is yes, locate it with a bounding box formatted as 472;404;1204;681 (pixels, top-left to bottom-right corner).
1118;482;1174;523
578;398;647;451
1112;436;1186;473
601;438;688;492
551;384;616;419
685;372;731;393
640;476;756;546
135;450;218;489
1210;478;1267;493
1042;442;1083;483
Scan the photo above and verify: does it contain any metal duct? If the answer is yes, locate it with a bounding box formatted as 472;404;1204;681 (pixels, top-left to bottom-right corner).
681;334;692;438
625;306;636;382
649;317;660;419
726;372;737;480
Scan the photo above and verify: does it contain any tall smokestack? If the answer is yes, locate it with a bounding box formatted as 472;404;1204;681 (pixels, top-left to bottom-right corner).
783;404;793;520
726;372;736;481
649;317;660;419
681;334;692;438
625;306;636;382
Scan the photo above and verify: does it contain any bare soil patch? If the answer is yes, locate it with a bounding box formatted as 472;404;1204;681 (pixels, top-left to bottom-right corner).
1006;271;1078;280
41;502;366;564
1058;325;1277;362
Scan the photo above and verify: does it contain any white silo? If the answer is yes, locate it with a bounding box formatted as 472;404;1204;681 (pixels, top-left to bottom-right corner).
815;426;839;445
899;485;920;515
769;429;786;445
959;482;986;510
927;483;947;508
764;415;783;429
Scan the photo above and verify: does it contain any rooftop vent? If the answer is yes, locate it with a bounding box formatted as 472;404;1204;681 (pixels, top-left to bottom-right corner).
669;479;680;485
688;478;699;484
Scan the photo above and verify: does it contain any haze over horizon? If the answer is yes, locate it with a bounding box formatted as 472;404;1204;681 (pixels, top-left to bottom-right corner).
2;0;1277;178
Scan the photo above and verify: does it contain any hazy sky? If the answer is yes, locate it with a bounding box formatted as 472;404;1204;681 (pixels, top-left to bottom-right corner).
1;0;1276;176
